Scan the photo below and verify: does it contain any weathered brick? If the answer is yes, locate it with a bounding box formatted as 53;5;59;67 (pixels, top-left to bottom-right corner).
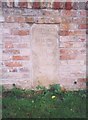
60;41;86;48
59;31;69;36
9;68;18;72
3;49;20;54
19;67;29;72
59;30;86;36
77;78;86;88
78;10;86;16
73;2;79;10
73;2;86;10
32;2;40;9
72;17;86;24
27;2;32;8
35;16;61;24
18;2;28;8
0;11;5;22
5;16;15;22
12;30;29;36
2;2;7;8
46;2;53;9
78;78;87;83
14;43;28;48
85;1;88;10
60;60;85;66
60;49;77;60
61;17;72;23
0;1;2;7
12;56;29;60
65;2;72;10
20;49;30;56
5;62;22;67
60;48;86;60
78;2;86;9
53;2;60;9
15;16;25;23
61;10;77;17
25;17;34;23
60;23;70;31
86;29;88;34
5;42;13;49
78;24;87;29
7;2;13;8
40;2;47;9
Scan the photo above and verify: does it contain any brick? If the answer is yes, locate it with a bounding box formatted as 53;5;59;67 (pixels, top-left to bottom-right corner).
22;9;43;16
61;10;77;17
78;2;86;9
59;31;69;36
5;42;13;49
72;17;86;24
19;67;29;72
78;10;86;16
86;29;88;34
15;16;25;23
61;17;72;23
85;1;88;10
78;78;87;82
14;43;28;48
25;17;34;23
60;60;85;66
73;2;79;10
2;2;7;8
60;48;86;60
65;2;72;10
60;24;70;31
5;62;22;67
19;2;28;8
20;49;30;56
27;2;32;8
5;16;15;22
0;16;5;22
46;2;53;9
78;24;87;29
55;2;65;9
3;49;20;54
32;2;40;9
60;41;86;48
53;2;60;9
69;24;78;30
73;30;86;36
0;1;2;7
12;56;29;60
7;2;13;7
35;16;61;24
0;13;5;22
59;30;86;36
73;2;86;10
77;78;86;88
9;68;18;72
2;54;12;61
40;2;47;9
3;28;10;34
12;30;29;36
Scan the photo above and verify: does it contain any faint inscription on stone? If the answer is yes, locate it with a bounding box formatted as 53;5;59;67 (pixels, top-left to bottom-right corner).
31;24;59;87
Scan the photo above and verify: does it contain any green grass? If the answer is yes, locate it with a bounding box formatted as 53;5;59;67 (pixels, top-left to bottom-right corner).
2;85;87;118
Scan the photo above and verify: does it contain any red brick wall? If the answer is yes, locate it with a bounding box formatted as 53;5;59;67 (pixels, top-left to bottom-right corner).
0;1;87;90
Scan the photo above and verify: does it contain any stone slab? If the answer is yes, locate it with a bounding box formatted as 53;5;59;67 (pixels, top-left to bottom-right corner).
31;24;59;87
